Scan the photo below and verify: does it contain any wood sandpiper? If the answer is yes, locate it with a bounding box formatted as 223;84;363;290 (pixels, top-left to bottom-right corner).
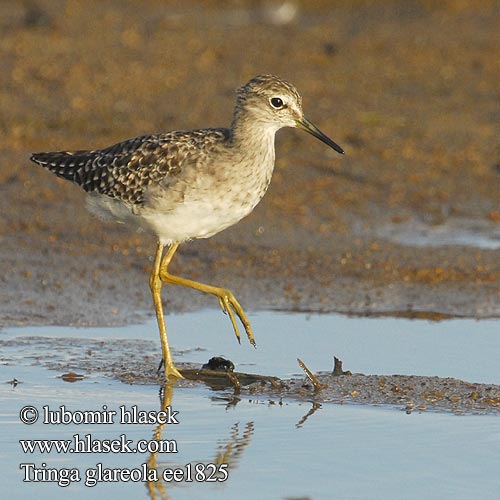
30;74;344;380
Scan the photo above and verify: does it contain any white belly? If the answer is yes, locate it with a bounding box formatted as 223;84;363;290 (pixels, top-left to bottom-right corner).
140;143;275;244
142;198;254;243
87;162;273;244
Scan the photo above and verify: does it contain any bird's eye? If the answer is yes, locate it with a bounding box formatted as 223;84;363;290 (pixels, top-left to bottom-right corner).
270;97;284;109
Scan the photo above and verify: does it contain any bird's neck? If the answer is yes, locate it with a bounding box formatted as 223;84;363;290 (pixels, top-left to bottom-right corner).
230;110;279;155
227;110;278;205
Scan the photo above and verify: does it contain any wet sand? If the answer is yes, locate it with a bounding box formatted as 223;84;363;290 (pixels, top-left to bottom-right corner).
1;1;499;328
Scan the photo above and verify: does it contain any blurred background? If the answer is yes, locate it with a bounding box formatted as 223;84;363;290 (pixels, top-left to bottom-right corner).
0;0;499;324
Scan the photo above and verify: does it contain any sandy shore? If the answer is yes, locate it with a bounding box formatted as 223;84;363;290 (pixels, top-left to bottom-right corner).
1;0;499;328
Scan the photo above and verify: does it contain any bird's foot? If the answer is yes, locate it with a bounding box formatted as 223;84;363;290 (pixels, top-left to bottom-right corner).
157;357;184;380
216;289;256;347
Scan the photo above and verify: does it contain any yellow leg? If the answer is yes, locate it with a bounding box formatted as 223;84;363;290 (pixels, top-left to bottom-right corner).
149;242;184;380
159;243;256;347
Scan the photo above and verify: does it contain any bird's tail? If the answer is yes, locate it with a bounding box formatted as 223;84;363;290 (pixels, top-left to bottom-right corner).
30;150;91;183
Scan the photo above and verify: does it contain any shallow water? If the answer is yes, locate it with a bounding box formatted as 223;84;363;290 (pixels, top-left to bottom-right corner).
4;310;498;383
378;217;500;249
1;311;500;499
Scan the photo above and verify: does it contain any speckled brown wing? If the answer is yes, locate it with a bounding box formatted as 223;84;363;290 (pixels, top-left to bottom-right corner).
30;129;229;206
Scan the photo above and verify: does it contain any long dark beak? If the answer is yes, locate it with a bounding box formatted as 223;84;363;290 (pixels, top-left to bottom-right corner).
297;117;344;155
